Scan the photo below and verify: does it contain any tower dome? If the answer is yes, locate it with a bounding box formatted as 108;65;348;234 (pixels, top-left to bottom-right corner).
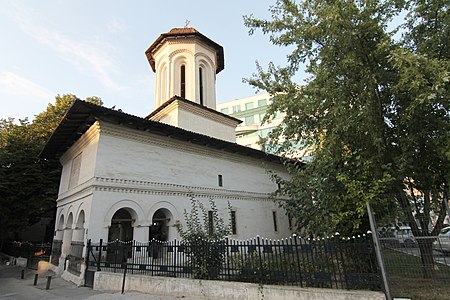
145;28;224;110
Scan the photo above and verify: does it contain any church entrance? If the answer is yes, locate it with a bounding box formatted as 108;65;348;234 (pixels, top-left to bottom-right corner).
149;209;169;242
108;208;134;242
107;208;134;262
149;209;170;259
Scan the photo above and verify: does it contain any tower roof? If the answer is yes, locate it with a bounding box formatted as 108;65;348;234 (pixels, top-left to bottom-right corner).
145;28;224;73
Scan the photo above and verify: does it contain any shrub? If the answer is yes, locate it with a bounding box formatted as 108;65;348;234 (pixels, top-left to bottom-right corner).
176;196;230;279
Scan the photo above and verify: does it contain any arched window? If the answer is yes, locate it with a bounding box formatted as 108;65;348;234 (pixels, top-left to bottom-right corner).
180;65;186;98
199;67;204;105
160;64;168;104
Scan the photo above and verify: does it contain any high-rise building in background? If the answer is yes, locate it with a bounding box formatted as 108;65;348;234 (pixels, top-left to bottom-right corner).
217;93;283;153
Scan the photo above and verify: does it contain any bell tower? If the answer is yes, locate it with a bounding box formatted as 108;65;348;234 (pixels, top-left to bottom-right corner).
145;28;240;142
145;28;224;110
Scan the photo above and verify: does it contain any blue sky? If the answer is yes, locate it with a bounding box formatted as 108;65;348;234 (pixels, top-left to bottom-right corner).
0;0;294;120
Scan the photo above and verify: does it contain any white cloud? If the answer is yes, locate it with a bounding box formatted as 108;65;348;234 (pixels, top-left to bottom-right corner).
0;71;53;100
107;18;128;34
10;3;123;91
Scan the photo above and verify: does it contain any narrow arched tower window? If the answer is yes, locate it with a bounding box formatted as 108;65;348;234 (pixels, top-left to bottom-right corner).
180;65;186;98
199;67;204;105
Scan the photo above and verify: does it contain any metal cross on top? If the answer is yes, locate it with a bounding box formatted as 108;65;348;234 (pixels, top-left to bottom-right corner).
184;19;191;28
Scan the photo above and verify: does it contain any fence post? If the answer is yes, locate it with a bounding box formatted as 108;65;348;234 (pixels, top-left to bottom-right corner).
97;239;103;272
367;202;391;300
46;276;52;290
121;259;128;294
85;239;91;267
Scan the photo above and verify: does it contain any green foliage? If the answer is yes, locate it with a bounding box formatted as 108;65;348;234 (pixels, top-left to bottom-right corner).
244;0;449;236
0;94;103;241
176;196;231;279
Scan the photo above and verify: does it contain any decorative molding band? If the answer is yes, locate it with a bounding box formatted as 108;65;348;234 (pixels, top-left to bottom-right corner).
57;178;95;206
169;48;194;59
92;176;287;202
194;52;215;67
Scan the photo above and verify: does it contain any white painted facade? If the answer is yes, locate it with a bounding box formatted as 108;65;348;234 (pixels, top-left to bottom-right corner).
45;28;291;285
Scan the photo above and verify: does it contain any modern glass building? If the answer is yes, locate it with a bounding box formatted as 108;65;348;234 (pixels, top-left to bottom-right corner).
217;93;283;153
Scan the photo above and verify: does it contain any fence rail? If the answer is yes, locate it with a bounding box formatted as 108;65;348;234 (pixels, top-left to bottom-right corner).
87;234;381;290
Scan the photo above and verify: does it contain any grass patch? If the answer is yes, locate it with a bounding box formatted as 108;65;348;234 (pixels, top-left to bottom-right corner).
383;249;450;300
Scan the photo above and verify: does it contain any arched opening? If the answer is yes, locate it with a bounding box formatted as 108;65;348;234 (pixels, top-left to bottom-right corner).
73;210;86;257
162;65;168;103
197;57;214;107
108;208;134;242
107;208;134;262
62;213;74;256
56;214;65;240
150;209;170;242
180;65;186;98
51;214;65;266
74;210;85;241
199;66;204;105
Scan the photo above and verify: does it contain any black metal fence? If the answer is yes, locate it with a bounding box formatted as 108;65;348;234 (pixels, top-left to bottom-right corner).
87;234;381;290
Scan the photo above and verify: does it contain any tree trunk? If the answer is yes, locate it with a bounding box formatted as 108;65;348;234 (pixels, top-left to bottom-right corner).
417;238;435;279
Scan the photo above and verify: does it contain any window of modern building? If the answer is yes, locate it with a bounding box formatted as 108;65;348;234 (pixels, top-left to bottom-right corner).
232;105;241;113
220;107;229;114
180;65;186;98
208;211;214;235
245;102;254;110
199;67;204;105
245;115;255;125
272;211;278;232
231;210;237;235
258;99;267;107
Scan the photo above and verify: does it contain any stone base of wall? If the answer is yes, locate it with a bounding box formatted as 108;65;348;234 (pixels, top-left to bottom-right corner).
62;270;84;286
94;272;386;300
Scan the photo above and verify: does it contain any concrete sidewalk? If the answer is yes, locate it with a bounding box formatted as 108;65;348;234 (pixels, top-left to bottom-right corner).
0;265;201;300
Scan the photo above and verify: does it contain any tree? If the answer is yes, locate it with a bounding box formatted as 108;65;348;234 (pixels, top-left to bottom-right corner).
244;0;449;277
176;197;231;279
0;94;102;243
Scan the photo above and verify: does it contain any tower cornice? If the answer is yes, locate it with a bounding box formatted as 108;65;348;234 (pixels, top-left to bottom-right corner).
145;28;224;74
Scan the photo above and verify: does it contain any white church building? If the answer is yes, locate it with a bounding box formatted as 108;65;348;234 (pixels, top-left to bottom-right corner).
41;28;291;284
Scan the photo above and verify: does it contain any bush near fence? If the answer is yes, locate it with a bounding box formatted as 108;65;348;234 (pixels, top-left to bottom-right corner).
86;234;381;291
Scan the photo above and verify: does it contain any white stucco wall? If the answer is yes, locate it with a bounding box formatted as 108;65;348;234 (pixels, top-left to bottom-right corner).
177;109;236;142
95;122;282;193
51;119;292;281
58;124;100;195
83;121;291;242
